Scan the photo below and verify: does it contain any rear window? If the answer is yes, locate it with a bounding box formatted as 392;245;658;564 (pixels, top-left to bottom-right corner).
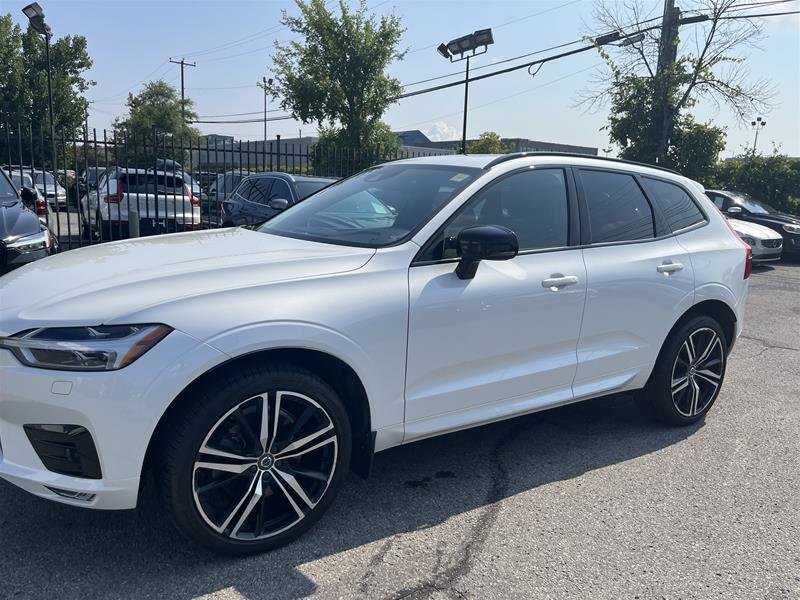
120;173;185;194
642;177;705;232
295;180;333;200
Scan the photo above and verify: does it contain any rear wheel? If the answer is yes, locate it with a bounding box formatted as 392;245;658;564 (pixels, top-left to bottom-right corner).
638;315;727;426
158;363;351;555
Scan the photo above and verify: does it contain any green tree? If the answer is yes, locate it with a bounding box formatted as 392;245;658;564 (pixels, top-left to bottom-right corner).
468;132;511;154
713;150;800;214
271;0;405;150
0;14;94;166
113;80;200;166
312;120;400;176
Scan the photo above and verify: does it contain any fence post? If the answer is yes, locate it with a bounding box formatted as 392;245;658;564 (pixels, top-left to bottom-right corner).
129;207;140;237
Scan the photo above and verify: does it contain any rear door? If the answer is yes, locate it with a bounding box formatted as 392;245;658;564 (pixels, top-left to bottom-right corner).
242;177;276;225
573;168;696;399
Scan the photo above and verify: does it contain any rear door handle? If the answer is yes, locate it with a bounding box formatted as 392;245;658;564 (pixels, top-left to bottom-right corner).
657;261;684;274
542;274;579;290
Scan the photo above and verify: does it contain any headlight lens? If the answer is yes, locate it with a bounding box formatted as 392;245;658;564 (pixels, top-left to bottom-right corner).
0;324;172;371
739;235;756;247
6;229;52;253
782;223;800;234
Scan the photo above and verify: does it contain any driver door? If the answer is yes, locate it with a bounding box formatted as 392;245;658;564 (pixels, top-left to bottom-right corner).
404;168;587;440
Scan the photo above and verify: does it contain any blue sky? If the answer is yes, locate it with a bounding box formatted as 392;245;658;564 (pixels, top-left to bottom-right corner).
3;0;798;156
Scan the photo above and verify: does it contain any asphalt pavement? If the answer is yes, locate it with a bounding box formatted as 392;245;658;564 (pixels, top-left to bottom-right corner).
1;260;798;600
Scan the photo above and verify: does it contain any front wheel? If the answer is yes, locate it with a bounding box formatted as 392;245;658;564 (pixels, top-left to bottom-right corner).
158;363;352;555
638;315;727;426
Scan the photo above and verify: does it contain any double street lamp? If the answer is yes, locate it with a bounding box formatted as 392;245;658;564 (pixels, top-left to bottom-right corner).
22;2;58;200
436;29;495;154
751;116;766;153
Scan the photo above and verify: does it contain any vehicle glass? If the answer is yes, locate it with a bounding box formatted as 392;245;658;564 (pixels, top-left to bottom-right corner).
642;177;705;232
730;192;777;215
580;170;655;243
260;164;480;247
0;170;18;200
419;168;569;261
32;171;57;187
295;180;331;199
8;173;34;189
249;179;272;205
268;179;293;202
120;173;185;194
706;193;725;210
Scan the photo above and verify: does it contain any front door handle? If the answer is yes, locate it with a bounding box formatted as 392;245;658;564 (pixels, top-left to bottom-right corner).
657;261;684;274
542;274;579;290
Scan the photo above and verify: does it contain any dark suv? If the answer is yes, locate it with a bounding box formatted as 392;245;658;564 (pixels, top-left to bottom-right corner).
705;189;800;257
220;173;336;226
0;170;59;275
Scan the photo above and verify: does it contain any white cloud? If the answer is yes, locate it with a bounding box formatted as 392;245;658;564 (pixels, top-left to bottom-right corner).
425;121;459;142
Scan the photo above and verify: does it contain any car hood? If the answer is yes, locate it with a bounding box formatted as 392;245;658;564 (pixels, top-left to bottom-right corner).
0;200;40;241
750;212;800;226
728;218;783;240
0;228;375;334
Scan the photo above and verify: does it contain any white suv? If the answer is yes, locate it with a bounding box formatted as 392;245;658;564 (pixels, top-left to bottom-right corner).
0;154;751;555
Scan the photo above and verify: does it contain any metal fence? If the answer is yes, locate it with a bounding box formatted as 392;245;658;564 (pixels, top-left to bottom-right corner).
1;124;446;252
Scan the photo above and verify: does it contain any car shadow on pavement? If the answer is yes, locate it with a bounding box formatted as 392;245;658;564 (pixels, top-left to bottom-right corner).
0;393;701;599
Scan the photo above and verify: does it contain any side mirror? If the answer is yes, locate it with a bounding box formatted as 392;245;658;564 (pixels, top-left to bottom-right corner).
20;186;37;205
268;197;290;211
455;225;519;280
726;206;743;215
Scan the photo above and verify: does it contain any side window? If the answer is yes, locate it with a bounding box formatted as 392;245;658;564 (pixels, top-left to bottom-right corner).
707;193;725;210
642;177;705;232
269;179;293;202
419;168;569;262
580;170;655;243
234;179;252;201
249;178;273;205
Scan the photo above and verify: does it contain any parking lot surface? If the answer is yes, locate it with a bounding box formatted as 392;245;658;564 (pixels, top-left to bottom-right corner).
1;261;798;600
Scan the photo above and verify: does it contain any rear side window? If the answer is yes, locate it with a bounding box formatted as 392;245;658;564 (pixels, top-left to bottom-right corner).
643;177;705;232
580;170;655;243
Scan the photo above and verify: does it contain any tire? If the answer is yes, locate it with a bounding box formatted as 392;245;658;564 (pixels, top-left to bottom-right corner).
637;315;727;426
158;362;351;556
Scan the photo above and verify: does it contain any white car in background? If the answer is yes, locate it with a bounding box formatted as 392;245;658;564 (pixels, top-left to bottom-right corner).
0;153;751;555
728;218;783;262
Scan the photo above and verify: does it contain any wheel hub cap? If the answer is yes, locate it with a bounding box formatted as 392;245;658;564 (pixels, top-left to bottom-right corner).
257;454;275;470
671;327;724;417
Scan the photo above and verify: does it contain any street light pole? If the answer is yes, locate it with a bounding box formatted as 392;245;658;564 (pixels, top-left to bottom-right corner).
751;116;766;153
461;56;470;155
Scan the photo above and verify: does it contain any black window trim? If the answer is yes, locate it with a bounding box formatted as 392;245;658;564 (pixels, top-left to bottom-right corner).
412;164;580;267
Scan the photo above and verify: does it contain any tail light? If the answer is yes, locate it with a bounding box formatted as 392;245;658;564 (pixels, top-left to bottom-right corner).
36;197;48;216
185;184;200;208
103;181;124;204
718;206;752;280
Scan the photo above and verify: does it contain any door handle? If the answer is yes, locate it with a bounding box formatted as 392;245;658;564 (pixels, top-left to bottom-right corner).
657;261;684;274
542;274;579;290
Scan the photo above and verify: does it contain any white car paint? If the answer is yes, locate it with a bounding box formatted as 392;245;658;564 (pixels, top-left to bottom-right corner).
728;218;783;261
0;153;749;511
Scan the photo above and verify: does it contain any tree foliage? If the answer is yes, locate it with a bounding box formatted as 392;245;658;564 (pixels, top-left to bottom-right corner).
713;151;800;214
313;120;400;175
583;0;773;174
468;132;511;154
271;0;405;149
0;14;94;163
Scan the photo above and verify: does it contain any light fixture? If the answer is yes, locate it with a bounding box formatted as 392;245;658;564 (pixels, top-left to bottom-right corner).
436;43;450;59
22;2;43;19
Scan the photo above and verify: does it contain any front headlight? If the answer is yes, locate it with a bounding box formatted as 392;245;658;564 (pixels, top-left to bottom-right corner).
6;229;52;253
0;324;172;371
739;235;756;247
782;223;800;234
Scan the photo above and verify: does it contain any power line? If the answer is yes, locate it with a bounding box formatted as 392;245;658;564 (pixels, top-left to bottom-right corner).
189;115;295;124
196;108;285;118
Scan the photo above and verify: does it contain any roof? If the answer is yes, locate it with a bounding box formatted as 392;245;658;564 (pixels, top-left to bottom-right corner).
244;172;337;183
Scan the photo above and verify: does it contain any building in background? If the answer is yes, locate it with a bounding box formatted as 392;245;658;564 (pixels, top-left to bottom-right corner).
394;130;598;155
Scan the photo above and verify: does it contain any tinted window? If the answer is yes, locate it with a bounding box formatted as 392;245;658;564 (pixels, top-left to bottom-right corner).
296;180;332;199
643;177;705;232
706;192;726;210
260;164;480;247
120;173;184;194
249;178;272;205
581;170;655;243
420;168;569;261
269;179;293;202
0;171;18;200
233;179;253;201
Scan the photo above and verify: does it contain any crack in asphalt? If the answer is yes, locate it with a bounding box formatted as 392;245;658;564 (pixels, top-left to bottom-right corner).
379;420;534;600
739;334;800;353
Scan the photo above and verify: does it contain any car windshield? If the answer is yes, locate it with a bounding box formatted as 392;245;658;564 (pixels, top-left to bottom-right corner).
295;179;334;200
32;171;56;187
259;164;481;247
730;192;777;215
8;173;33;188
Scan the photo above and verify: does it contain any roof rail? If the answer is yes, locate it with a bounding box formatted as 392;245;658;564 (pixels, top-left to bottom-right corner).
483;151;682;176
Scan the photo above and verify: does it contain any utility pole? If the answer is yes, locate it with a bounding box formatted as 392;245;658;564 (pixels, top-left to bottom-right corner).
169;58;196;123
461;56;470;155
654;0;680;164
258;76;273;170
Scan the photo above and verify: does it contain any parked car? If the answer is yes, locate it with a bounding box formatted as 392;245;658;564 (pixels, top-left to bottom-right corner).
2;166;69;208
727;218;783;262
706;189;800;257
2;170;50;218
221;173;336;226
207;171;253;213
0;169;58;274
0;154;751;555
79;167;200;240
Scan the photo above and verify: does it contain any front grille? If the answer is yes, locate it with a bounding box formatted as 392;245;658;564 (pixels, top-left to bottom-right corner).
762;239;782;248
24;424;102;479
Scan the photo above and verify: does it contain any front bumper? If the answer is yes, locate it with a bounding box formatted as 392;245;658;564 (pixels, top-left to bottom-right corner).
0;329;224;509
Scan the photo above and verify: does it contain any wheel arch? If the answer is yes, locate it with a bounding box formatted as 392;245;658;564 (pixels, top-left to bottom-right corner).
675;299;737;351
141;347;374;492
